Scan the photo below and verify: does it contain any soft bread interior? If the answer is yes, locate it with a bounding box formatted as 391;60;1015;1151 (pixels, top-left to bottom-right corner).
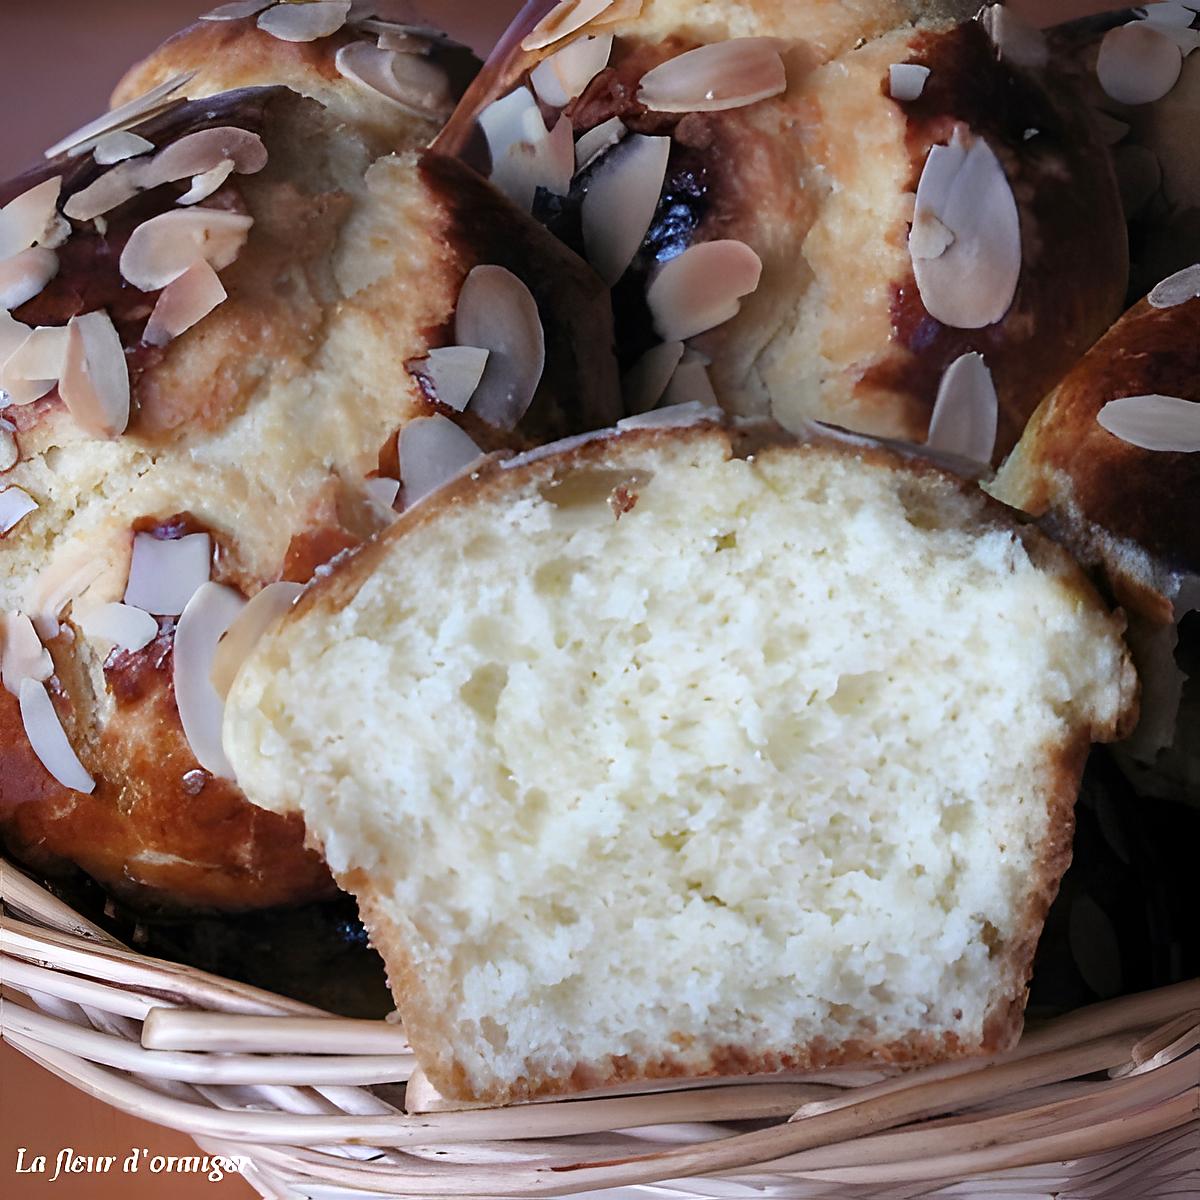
225;428;1133;1101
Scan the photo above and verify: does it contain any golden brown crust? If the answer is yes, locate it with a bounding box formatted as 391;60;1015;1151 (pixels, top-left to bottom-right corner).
439;9;1125;461
0;71;617;912
994;296;1200;623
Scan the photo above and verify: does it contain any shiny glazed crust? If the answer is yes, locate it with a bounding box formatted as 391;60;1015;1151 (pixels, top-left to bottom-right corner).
0;70;618;911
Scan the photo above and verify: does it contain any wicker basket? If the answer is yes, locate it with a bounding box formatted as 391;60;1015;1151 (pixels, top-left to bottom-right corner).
3;861;1197;1199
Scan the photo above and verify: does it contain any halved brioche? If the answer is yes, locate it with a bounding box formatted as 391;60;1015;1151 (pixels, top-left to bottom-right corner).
225;420;1136;1103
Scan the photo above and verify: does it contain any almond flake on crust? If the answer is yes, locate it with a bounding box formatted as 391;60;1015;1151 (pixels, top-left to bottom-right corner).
911;128;1021;330
59;311;130;439
637;39;787;114
646;240;763;343
926;352;998;465
19;678;95;793
530;34;613;107
399;415;485;508
257;1;351;43
582;134;670;286
1097;394;1200;452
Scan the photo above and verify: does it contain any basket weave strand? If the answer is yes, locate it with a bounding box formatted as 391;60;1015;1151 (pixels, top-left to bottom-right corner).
2;861;1198;1199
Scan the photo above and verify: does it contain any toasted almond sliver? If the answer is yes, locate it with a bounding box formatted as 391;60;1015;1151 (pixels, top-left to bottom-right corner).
1097;24;1183;105
521;0;615;52
3;326;69;384
909;211;955;260
455;265;546;431
647;241;763;343
32;543;122;640
257;0;351;42
335;41;454;119
124;532;212;617
210;580;303;699
981;7;1048;69
2;613;53;695
889;63;930;102
926;352;998;465
1139;2;1197;29
94;130;154;165
120;209;253;292
0;309;31;362
148;126;268;184
1149;263;1200;308
46;71;196;160
531;34;613;107
365;476;402;513
178;161;236;207
59;311;131;439
399;416;485;508
417;346;491;412
582;134;670;287
0;248;59;311
175;582;246;778
62;161;145;222
575;116;627;173
1097;394;1200;452
0;485;37;534
637;39;787;114
623;341;685;415
912;129;1021;330
0;178;63;260
143;259;228;348
0;428;15;471
201;0;272;19
77;602;159;653
19;678;95;793
482;90;574;210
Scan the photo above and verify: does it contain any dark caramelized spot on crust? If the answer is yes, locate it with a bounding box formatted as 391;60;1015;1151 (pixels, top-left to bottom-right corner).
862;21;1127;458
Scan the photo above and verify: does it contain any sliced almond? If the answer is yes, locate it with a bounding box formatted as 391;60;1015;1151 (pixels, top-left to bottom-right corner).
531;34;613;107
521;0;615;52
415;346;491;412
19;678;95;793
46;71;195;160
926;352;998;465
357;18;458;47
1097;394;1200;451
175;582;246;778
364;476;401;512
482;89;574;210
637;39;787;114
646;240;763;342
0;486;37;534
661;349;718;409
0;178;63;260
377;29;429;52
149;127;268;184
0;310;31;364
582;134;670;286
32;555;103;640
1097;23;1183;105
178;161;236;207
77;602;159;653
201;0;273;18
143;259;228;347
2;613;53;694
1139;3;1198;29
911;128;1021;330
0;424;17;471
909;211;955;260
62;161;146;222
120;209;253;292
335;42;454;118
479;87;539;169
399;415;485;508
59;311;130;439
1149;263;1200;307
93;130;154;165
575;116;627;173
617;399;720;432
3;326;69;384
257;0;351;42
889;64;930;102
210;580;302;699
0;247;59;311
124;531;212;617
455;265;545;430
623;341;684;415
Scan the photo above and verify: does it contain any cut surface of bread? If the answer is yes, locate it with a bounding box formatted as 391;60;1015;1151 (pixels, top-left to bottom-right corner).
225;422;1136;1102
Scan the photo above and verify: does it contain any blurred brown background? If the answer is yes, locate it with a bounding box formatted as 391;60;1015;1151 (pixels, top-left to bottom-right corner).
0;0;1126;1198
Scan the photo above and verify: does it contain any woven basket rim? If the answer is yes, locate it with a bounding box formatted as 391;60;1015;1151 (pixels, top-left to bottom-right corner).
3;858;1198;1199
